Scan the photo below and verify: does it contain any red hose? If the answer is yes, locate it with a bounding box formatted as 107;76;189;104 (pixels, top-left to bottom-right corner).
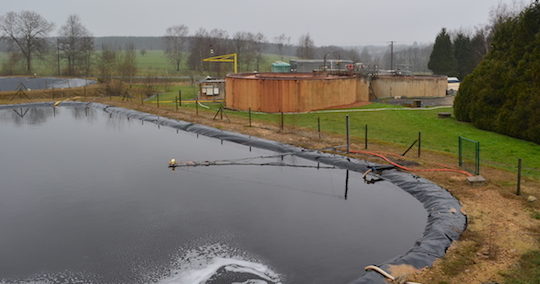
349;149;474;177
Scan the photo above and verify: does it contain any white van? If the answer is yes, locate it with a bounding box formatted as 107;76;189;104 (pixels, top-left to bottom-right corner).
447;77;460;95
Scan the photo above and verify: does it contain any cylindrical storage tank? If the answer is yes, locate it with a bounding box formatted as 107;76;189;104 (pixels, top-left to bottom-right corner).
226;73;369;113
370;75;447;99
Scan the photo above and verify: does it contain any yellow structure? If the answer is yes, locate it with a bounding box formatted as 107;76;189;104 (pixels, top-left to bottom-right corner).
202;53;238;73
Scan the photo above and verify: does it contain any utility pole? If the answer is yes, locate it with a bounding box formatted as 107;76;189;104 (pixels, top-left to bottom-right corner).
389;41;395;71
57;38;60;76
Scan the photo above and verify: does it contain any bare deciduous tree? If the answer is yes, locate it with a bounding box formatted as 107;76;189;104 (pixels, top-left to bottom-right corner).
58;15;93;76
253;32;266;71
0;11;54;73
233;31;265;71
163;25;188;72
274;33;290;59
118;43;137;82
97;45;116;82
296;33;315;59
188;28;209;72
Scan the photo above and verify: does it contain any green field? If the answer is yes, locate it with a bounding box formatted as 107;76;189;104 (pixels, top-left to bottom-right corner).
152;101;540;178
0;50;296;76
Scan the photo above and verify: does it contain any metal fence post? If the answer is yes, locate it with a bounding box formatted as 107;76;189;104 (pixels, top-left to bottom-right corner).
179;90;182;106
476;141;480;175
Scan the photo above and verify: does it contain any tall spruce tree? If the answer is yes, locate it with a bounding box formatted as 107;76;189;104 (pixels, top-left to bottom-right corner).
428;28;457;76
453;32;475;79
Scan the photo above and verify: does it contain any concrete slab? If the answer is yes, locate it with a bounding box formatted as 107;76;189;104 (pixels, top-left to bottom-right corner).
467;175;486;185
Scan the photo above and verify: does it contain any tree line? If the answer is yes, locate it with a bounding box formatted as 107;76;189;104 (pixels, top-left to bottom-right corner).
454;2;540;144
0;10;440;77
427;28;488;79
426;2;528;79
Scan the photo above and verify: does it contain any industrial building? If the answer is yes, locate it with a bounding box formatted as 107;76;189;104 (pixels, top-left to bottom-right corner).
225;72;447;113
289;59;354;72
198;77;225;101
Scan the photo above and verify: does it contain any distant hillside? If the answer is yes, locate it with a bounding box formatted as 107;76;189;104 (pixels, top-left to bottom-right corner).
1;36;433;73
454;3;540;143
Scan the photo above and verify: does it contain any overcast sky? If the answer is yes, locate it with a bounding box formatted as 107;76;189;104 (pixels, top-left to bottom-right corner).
1;0;528;46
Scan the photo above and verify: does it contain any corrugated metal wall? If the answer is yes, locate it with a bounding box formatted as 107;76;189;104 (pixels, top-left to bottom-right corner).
226;74;369;113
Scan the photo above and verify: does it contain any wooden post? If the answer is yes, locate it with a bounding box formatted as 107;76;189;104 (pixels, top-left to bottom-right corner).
248;108;252;127
418;131;422;158
220;105;223;120
346;115;350;153
175;96;178;111
195;98;199;116
179;90;182;106
141;94;144;105
280;111;284;132
157;94;160;108
517;158;522;196
364;124;368;149
317;117;321;140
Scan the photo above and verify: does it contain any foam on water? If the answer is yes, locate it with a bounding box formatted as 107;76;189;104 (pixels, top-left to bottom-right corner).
157;243;282;284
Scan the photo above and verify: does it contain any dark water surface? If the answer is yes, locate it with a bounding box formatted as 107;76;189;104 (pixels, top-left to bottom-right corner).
0;105;427;284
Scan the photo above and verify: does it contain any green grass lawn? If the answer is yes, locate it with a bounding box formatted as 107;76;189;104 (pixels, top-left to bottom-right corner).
284;107;540;177
144;85;199;102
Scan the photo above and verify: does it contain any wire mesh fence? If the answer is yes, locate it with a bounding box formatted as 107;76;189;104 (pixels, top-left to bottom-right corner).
458;136;480;175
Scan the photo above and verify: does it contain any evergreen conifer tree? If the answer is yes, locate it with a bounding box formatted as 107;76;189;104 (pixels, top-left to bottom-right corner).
428;28;457;76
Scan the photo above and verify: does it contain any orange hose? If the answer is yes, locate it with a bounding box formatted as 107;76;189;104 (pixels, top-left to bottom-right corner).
349;149;473;177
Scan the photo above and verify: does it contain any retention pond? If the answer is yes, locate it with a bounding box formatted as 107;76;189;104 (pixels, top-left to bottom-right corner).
0;103;447;284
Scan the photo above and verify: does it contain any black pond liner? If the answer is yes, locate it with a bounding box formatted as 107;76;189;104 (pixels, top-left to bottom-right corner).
0;102;467;283
0;77;96;91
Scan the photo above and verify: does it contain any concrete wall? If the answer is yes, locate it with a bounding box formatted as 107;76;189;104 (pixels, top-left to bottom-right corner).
226;73;369;113
371;75;447;99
